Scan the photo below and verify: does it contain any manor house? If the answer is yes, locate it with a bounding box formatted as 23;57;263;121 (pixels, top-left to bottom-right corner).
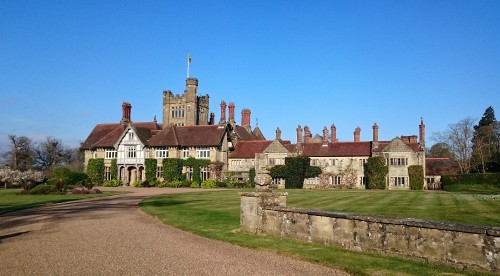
81;77;431;189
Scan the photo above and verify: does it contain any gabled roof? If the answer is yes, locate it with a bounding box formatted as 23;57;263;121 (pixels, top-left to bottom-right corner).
426;158;457;176
229;140;274;158
301;142;372;157
148;125;228;147
80;122;161;150
234;125;265;141
373;137;422;153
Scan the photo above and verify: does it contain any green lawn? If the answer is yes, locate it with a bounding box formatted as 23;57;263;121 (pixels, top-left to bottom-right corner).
141;189;498;276
0;189;121;214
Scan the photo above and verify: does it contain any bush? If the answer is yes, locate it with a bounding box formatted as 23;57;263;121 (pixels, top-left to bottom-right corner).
201;179;217;189
365;156;388;189
29;184;58;195
190;182;200;188
87;159;104;185
408;165;424;190
157;181;168;188
71;188;89;194
168;180;183;188
52;167;88;186
131;180;142;187
442;173;500;186
103;179;122;187
284;156;311;189
226;180;238;189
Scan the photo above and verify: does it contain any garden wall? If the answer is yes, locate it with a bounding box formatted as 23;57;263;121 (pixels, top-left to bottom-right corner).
240;191;500;272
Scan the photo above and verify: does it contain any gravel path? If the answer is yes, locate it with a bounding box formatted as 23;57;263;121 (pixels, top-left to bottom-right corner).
0;187;348;276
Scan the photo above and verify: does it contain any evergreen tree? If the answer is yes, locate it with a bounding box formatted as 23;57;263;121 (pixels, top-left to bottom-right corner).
472;106;500;172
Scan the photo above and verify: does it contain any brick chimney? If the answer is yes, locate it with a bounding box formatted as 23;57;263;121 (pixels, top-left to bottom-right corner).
304;126;312;143
209;112;215;125
121;102;132;124
354;126;361;142
322;126;329;146
276;127;282;140
220;101;227;124
331;124;337;142
241;109;251;128
419;118;425;147
296;125;303;144
228;102;235;124
372;122;379;142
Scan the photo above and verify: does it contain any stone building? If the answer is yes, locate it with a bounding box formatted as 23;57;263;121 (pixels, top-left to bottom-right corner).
229;120;427;189
81;77;264;184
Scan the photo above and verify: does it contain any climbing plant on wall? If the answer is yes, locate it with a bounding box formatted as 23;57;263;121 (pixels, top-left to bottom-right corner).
162;158;183;182
365;156;388;189
145;158;157;182
110;159;117;180
87;158;104;185
408;165;424;190
183;157;210;183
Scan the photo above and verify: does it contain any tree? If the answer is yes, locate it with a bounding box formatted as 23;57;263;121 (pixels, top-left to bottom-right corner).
472;107;500;173
35;137;66;171
427;142;453;158
433;117;475;174
3;135;35;171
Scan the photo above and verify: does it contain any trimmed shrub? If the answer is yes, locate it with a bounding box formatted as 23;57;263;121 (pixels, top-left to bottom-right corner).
249;168;256;186
284;156;311;189
29;184;57;195
110;159;118;179
408;165;424;190
162;158;183;181
269;165;287;179
87;159;104;185
365;156;388;189
103;179;122;187
145;159;157;182
51;167;88;186
131;180;142;187
190;181;200;188
201;179;217;189
169;180;183;188
442;173;500;186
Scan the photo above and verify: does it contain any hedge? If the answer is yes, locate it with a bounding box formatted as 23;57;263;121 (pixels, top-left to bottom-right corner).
365;156;388;189
87;158;104;184
442;173;500;186
408;165;424;190
145;158;157;182
162;158;183;181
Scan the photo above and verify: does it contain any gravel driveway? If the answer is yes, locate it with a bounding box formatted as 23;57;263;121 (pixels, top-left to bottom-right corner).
0;187;348;276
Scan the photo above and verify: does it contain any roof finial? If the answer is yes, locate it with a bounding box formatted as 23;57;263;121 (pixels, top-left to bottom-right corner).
256;117;259;126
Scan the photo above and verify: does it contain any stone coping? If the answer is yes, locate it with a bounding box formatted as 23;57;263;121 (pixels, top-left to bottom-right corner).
239;191;289;197
266;206;500;236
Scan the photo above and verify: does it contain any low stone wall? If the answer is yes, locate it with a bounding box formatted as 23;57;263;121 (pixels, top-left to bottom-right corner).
240;192;500;272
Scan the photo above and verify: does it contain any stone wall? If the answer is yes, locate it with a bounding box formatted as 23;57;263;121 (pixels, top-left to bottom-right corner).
240;192;500;272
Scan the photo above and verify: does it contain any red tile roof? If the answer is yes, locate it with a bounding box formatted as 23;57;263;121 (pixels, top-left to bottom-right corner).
229;140;274;158
426;158;457;175
234;125;265;141
80;122;161;150
301;142;372;157
149;125;227;147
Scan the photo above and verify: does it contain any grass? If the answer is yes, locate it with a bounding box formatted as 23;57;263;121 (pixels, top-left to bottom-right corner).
140;189;499;276
0;189;121;214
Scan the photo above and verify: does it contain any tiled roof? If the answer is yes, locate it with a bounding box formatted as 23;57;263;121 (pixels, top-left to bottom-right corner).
301;142;372;157
229;140;274;158
426;158;457;176
80;122;161;150
149;125;227;147
373;140;423;153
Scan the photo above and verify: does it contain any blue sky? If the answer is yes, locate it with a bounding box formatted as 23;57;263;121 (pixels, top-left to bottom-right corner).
1;1;499;153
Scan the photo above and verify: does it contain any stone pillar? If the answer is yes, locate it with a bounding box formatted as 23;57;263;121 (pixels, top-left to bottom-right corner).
239;190;287;234
228;102;235;124
220;101;227;124
331;124;337;142
354;126;361;142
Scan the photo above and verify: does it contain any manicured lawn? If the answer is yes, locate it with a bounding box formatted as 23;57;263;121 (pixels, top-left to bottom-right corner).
141;189;498;276
0;189;121;214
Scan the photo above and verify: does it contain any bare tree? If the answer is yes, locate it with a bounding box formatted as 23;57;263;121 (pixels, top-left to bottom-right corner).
3;135;35;171
35;137;66;171
433;117;475;174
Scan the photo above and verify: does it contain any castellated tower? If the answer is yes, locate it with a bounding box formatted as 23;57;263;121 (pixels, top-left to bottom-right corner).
162;77;210;129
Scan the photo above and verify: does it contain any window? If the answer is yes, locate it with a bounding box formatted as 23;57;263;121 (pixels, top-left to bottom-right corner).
185;167;192;181
333;176;342;185
155;149;168;158
182;149;190;159
105;150;117;159
310;159;320;166
231;159;243;166
128;132;134;141
391;177;406;187
126;146;136;158
359;176;366;186
269;158;284;166
200;167;210;182
389;158;408;166
105;166;112;180
196;148;210;159
359;159;367;166
330;159;337;166
156;166;163;179
171;106;185;118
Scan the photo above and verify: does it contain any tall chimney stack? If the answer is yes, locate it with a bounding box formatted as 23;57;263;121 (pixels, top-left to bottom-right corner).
419;118;425;147
296;125;303;144
219;101;227;124
322;126;329;146
331;124;337;142
372;122;379;142
241;109;251;129
228;102;235;123
209;112;215;125
304;126;312;143
276;127;282;140
121;102;132;124
354;126;361;142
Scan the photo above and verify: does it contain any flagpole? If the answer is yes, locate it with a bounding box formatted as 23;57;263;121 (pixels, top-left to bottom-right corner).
187;54;191;78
